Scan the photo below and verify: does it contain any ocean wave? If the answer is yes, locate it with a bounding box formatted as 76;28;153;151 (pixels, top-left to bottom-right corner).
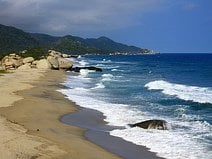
101;74;114;81
95;64;120;69
102;73;114;78
95;64;105;67
91;83;105;89
111;69;118;72
79;60;89;66
102;59;112;63
73;87;89;92
61;55;212;159
111;68;124;72
104;66;120;69
79;69;95;77
145;80;212;104
59;78;212;159
110;123;211;159
59;89;145;127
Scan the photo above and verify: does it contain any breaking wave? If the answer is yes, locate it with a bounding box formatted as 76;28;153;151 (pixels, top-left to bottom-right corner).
145;80;212;104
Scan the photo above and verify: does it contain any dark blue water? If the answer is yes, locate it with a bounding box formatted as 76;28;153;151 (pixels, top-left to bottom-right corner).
60;54;212;159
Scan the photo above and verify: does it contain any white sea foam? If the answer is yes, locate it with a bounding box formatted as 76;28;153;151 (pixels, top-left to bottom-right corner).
96;64;119;69
111;125;211;159
111;69;124;72
91;83;105;89
79;69;95;77
101;74;114;81
59;88;145;126
95;64;105;67
102;74;114;78
79;60;89;66
59;82;212;159
102;59;112;63
73;87;89;92
111;69;118;71
59;70;212;159
104;66;120;69
145;80;212;104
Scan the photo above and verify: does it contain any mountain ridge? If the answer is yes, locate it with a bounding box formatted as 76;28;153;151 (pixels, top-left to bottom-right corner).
0;24;150;54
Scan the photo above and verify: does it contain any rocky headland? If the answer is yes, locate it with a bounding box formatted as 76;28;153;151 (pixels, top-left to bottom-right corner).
0;50;75;71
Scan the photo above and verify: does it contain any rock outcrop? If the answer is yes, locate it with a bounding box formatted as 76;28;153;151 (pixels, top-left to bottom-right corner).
0;50;75;71
0;50;102;73
47;56;59;69
58;58;74;69
22;57;34;64
48;50;73;58
129;119;168;130
18;63;31;70
70;66;102;72
1;54;23;70
36;59;52;69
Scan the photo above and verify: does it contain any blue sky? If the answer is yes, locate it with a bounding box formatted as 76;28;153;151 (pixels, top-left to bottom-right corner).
0;0;211;53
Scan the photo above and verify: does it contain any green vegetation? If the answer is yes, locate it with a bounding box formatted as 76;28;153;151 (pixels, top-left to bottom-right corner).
0;24;150;55
0;70;7;75
53;37;100;54
18;47;48;60
0;53;9;60
0;47;48;60
0;24;39;53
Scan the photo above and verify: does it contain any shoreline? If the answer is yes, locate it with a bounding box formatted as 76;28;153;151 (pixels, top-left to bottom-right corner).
0;68;164;159
61;107;165;159
0;69;120;159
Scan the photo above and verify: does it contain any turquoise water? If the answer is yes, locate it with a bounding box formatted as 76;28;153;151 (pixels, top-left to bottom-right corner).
60;54;212;159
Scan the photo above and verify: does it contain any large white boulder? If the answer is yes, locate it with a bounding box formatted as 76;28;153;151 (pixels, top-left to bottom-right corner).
23;57;34;64
32;60;38;65
58;58;73;69
10;59;23;67
62;54;70;58
47;56;59;69
4;61;13;66
1;56;23;70
36;59;51;69
48;50;62;58
18;63;31;70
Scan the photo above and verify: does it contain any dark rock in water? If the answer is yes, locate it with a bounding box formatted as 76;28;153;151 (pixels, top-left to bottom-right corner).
70;66;102;72
70;55;79;58
129;119;168;130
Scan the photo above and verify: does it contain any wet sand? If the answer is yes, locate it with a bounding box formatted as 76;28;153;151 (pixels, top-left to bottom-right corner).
0;69;119;159
61;108;165;159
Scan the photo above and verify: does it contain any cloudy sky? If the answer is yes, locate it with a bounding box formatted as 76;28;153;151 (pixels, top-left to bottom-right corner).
0;0;211;53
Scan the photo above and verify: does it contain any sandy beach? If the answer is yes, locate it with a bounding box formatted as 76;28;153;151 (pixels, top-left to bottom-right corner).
0;69;120;159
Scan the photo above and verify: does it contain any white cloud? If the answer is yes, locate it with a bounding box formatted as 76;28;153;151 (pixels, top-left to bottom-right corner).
0;0;167;35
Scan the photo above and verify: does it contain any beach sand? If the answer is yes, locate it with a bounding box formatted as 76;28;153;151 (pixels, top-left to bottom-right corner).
0;69;119;159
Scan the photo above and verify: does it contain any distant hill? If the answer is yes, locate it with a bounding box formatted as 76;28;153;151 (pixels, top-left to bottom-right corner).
0;24;39;53
0;24;149;54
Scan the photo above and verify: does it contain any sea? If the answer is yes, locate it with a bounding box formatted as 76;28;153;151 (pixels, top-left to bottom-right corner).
59;53;212;159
